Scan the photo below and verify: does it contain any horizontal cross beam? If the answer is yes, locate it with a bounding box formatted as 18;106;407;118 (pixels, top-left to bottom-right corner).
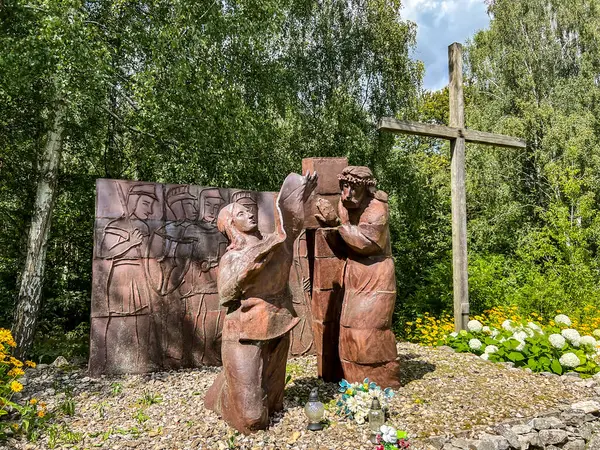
378;117;526;149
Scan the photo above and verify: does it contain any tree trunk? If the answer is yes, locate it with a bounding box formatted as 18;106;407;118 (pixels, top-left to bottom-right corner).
12;102;65;359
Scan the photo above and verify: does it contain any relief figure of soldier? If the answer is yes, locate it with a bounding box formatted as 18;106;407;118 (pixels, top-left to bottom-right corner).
204;172;317;434
100;183;158;373
149;186;227;367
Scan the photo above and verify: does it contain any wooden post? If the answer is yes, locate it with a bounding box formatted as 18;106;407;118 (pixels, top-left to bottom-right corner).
448;42;469;331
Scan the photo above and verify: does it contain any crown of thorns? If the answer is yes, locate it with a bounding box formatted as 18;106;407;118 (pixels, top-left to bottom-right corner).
337;167;377;187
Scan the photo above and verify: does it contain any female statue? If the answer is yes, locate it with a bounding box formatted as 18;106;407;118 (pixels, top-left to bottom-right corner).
204;172;317;434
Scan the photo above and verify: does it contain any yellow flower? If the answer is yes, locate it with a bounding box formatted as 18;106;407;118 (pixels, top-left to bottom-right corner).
25;360;36;368
37;410;45;418
10;381;23;392
29;398;38;405
9;357;23;368
8;367;24;377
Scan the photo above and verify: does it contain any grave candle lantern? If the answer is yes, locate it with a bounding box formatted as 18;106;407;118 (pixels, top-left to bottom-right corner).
304;388;324;431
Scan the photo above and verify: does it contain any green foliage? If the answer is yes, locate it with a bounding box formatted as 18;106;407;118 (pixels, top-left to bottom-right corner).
0;0;420;352
446;320;600;377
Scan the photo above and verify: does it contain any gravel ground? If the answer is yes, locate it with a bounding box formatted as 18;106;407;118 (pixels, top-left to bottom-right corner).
4;341;598;450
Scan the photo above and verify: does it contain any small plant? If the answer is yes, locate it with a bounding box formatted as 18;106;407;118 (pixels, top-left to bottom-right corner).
226;431;239;449
47;424;83;449
110;382;123;396
94;401;108;418
134;409;150;424
59;395;76;416
139;390;162;406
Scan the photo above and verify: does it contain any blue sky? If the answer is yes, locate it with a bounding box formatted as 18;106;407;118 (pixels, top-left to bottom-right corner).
402;0;490;91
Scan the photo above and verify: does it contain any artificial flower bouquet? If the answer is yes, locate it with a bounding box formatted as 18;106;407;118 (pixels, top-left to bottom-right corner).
336;378;394;424
374;425;410;449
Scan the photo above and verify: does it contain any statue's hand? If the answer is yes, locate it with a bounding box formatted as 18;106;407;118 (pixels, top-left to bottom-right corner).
315;198;340;227
302;171;318;203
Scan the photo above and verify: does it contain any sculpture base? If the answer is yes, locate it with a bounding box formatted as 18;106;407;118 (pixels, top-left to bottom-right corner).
307;422;323;431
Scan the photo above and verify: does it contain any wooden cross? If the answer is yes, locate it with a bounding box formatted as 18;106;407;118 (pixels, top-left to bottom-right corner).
378;43;526;331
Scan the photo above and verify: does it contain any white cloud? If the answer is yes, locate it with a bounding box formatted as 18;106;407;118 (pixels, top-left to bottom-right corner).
402;0;490;90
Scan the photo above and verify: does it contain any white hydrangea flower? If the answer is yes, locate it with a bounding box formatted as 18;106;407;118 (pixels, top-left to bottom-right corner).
480;353;489;361
523;327;535;338
449;332;458;338
559;352;581;368
502;320;514;332
549;334;566;349
467;320;483;332
482;326;491;334
555;314;572;327
593;329;600;339
513;331;528;342
484;345;499;354
580;335;597;350
469;338;482;351
491;329;500;338
561;328;581;346
527;322;543;334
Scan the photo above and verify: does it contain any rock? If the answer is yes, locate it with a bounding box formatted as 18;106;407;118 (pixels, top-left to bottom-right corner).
518;432;542;449
538;430;568;446
52;356;69;368
17;377;27;386
452;438;479;450
560;410;587;426
428;436;447;450
587;434;600;450
80;376;90;383
501;362;515;368
476;434;509;450
564;372;581;378
494;425;521;449
576;422;595;441
540;372;557;377
528;417;565;430
570;400;600;414
36;363;49;370
443;444;463;450
511;425;533;435
563;439;585;450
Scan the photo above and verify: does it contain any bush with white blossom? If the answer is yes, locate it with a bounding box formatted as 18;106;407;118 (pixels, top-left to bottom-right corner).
554;314;572;327
444;313;600;377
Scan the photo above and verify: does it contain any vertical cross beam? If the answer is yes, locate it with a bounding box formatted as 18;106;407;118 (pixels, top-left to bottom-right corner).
448;43;469;331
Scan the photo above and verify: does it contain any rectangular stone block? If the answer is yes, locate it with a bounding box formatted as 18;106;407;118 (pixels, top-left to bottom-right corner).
303;193;341;230
302;157;348;195
311;288;343;322
312;319;343;382
314;228;347;258
313;257;344;290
